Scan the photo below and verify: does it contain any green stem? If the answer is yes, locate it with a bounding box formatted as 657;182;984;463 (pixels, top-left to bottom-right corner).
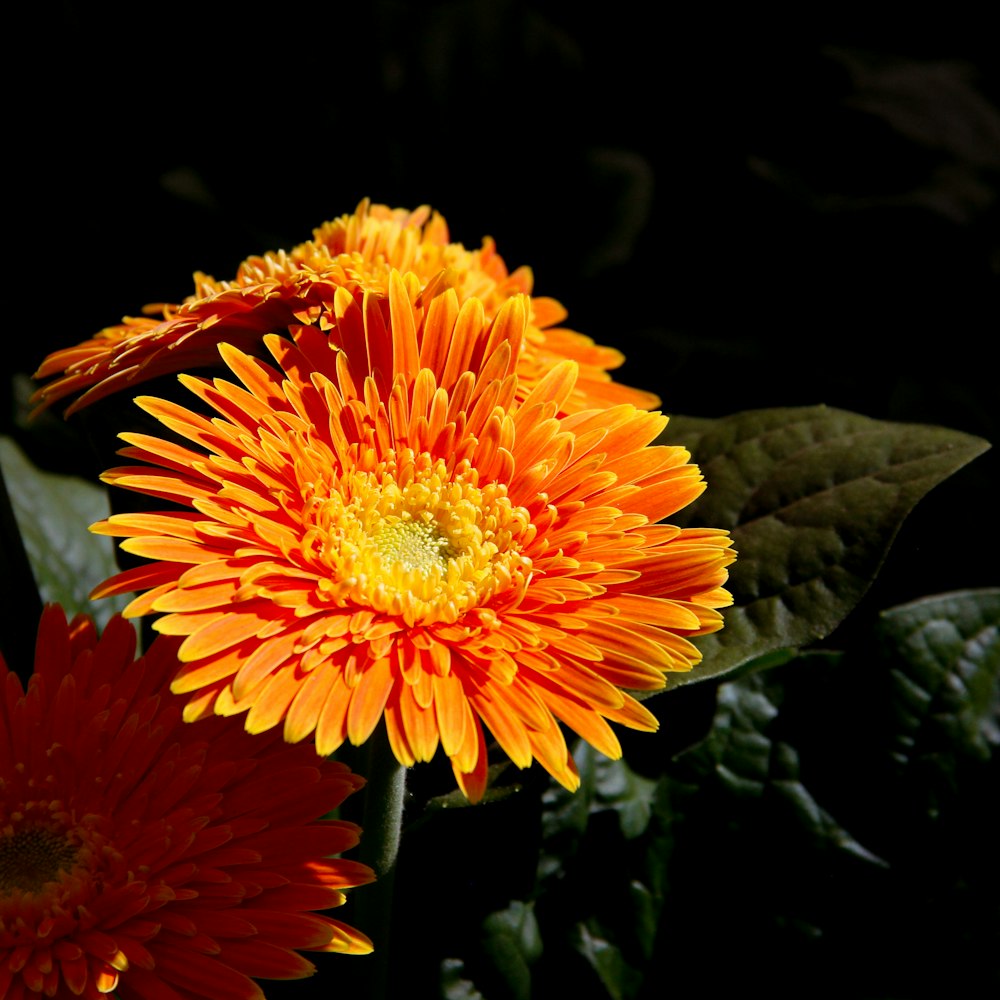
353;721;407;999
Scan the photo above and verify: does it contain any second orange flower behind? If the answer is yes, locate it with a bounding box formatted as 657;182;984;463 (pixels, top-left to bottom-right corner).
91;275;734;801
33;200;659;417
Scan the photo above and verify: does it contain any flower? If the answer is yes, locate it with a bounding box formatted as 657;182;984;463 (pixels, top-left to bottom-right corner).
90;278;734;801
32;199;659;416
1;605;374;1000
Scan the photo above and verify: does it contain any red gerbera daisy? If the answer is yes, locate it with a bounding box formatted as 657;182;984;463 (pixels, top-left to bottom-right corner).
32;200;659;416
90;277;734;802
1;605;374;1000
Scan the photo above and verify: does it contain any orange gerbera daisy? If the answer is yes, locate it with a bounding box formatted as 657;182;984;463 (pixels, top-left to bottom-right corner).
1;605;373;1000
32;199;658;416
90;279;733;801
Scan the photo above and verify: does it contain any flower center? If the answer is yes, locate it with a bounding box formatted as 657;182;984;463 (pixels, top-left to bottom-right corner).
303;450;534;626
0;826;79;895
373;518;455;573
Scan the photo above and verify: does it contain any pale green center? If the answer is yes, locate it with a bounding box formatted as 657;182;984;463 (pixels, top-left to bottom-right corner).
373;518;456;573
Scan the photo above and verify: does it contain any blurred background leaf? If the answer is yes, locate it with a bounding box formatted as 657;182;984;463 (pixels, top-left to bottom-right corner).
0;437;127;628
881;589;1000;769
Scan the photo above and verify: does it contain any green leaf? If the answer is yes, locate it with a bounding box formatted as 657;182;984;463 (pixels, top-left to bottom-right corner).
479;901;541;1000
573;922;643;1000
539;742;656;887
586;745;659;840
424;764;523;813
0;437;127;626
660;406;990;686
879;589;1000;778
686;668;886;865
540;737;598;848
627;880;659;962
440;959;487;1000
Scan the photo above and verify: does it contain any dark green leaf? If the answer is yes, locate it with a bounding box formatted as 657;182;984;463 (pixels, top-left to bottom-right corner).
573;922;643;1000
660;406;990;686
686;670;886;864
479;901;541;1000
542;743;658;844
880;589;1000;775
587;746;658;840
440;959;487;1000
540;739;598;848
627;880;658;962
0;437;126;626
424;765;522;813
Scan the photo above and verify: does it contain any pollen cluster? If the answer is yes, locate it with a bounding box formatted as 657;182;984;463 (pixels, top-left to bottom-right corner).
304;450;534;626
374;518;454;573
0;825;79;895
